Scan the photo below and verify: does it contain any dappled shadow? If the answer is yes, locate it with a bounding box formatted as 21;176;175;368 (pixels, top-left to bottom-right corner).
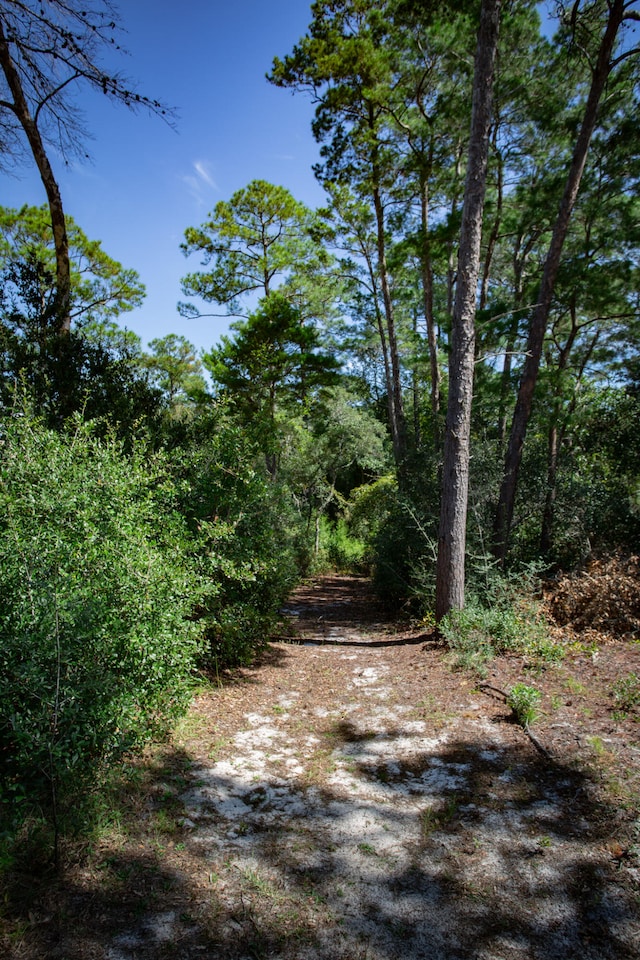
3;572;638;959
280;574;417;646
173;729;638;960
3;729;638;959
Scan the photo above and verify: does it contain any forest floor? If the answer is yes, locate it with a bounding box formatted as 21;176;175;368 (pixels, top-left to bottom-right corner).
2;561;640;959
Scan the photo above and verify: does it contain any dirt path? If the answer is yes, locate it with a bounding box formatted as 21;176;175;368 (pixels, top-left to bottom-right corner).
4;575;640;959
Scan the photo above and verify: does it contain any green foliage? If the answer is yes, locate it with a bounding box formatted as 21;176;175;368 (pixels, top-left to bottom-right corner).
0;254;163;437
318;517;367;572
0;204;145;325
507;684;542;729
180;180;332;315
0;413;202;846
165;410;301;669
204;294;340;475
438;580;550;678
611;673;640;718
438;603;497;677
348;475;398;544
142;334;208;407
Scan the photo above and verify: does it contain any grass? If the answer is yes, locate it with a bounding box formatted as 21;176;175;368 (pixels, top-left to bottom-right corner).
419;798;458;838
507;684;542;729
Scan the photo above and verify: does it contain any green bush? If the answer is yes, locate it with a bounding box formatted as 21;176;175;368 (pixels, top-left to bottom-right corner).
611;673;640;717
507;683;542;728
166;415;301;669
320;517;367;572
438;603;497;676
0;413;202;846
439;586;550;677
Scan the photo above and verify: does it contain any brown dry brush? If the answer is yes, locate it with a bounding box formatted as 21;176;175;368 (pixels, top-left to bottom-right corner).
544;553;640;641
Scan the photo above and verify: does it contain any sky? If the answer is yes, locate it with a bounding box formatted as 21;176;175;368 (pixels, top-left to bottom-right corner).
2;0;327;354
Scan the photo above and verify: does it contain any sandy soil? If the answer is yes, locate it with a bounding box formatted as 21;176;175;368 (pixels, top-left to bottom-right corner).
2;573;639;959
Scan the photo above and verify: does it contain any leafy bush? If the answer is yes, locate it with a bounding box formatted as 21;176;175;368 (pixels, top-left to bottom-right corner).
319;517;367;572
611;673;640;718
439;589;550;677
0;413;202;849
438;603;497;676
166;414;301;669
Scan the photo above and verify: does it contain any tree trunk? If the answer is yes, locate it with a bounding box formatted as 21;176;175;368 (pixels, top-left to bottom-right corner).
493;0;625;562
412;310;422;450
0;20;71;334
361;241;397;457
539;420;559;557
446;142;465;320
479;144;503;311
435;0;501;621
372;178;407;465
419;165;441;437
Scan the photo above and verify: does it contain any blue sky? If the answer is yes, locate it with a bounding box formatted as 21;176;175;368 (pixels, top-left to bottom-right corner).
3;1;326;353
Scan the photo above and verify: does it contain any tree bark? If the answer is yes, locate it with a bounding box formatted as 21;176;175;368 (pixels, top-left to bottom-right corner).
493;0;626;562
369;121;407;465
0;19;71;334
435;0;501;621
419;165;442;440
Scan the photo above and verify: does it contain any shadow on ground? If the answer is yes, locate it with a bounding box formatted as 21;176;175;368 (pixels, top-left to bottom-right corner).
4;723;635;960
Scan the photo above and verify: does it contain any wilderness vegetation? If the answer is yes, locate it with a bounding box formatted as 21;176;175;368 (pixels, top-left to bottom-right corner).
0;0;639;860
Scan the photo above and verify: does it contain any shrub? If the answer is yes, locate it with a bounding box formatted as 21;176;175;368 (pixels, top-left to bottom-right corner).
438;585;550;677
507;683;542;728
611;673;640;717
321;517;367;572
166;416;301;669
0;413;202;851
438;602;496;677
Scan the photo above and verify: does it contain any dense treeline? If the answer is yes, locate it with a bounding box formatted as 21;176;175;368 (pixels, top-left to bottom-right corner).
1;0;638;860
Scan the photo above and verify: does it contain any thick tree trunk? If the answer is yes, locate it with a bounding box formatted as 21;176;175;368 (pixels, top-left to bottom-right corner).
435;0;501;621
493;0;625;562
0;20;71;334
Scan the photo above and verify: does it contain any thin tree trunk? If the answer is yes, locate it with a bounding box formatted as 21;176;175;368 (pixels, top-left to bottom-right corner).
539;420;559;557
412;310;422;450
540;321;600;557
446;142;465;319
435;0;501;621
419;165;441;437
493;0;626;562
361;242;397;454
0;20;71;333
479;145;503;311
497;241;529;446
372;178;407;465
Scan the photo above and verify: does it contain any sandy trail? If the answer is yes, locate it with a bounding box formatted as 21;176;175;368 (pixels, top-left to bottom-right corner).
89;575;640;959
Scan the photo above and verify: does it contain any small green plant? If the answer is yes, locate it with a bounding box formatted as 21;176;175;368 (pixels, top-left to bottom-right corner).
419;798;458;837
612;673;640;717
439;593;551;678
528;637;565;665
439;603;496;677
507;683;542;729
357;841;378;856
586;735;607;756
564;676;587;695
